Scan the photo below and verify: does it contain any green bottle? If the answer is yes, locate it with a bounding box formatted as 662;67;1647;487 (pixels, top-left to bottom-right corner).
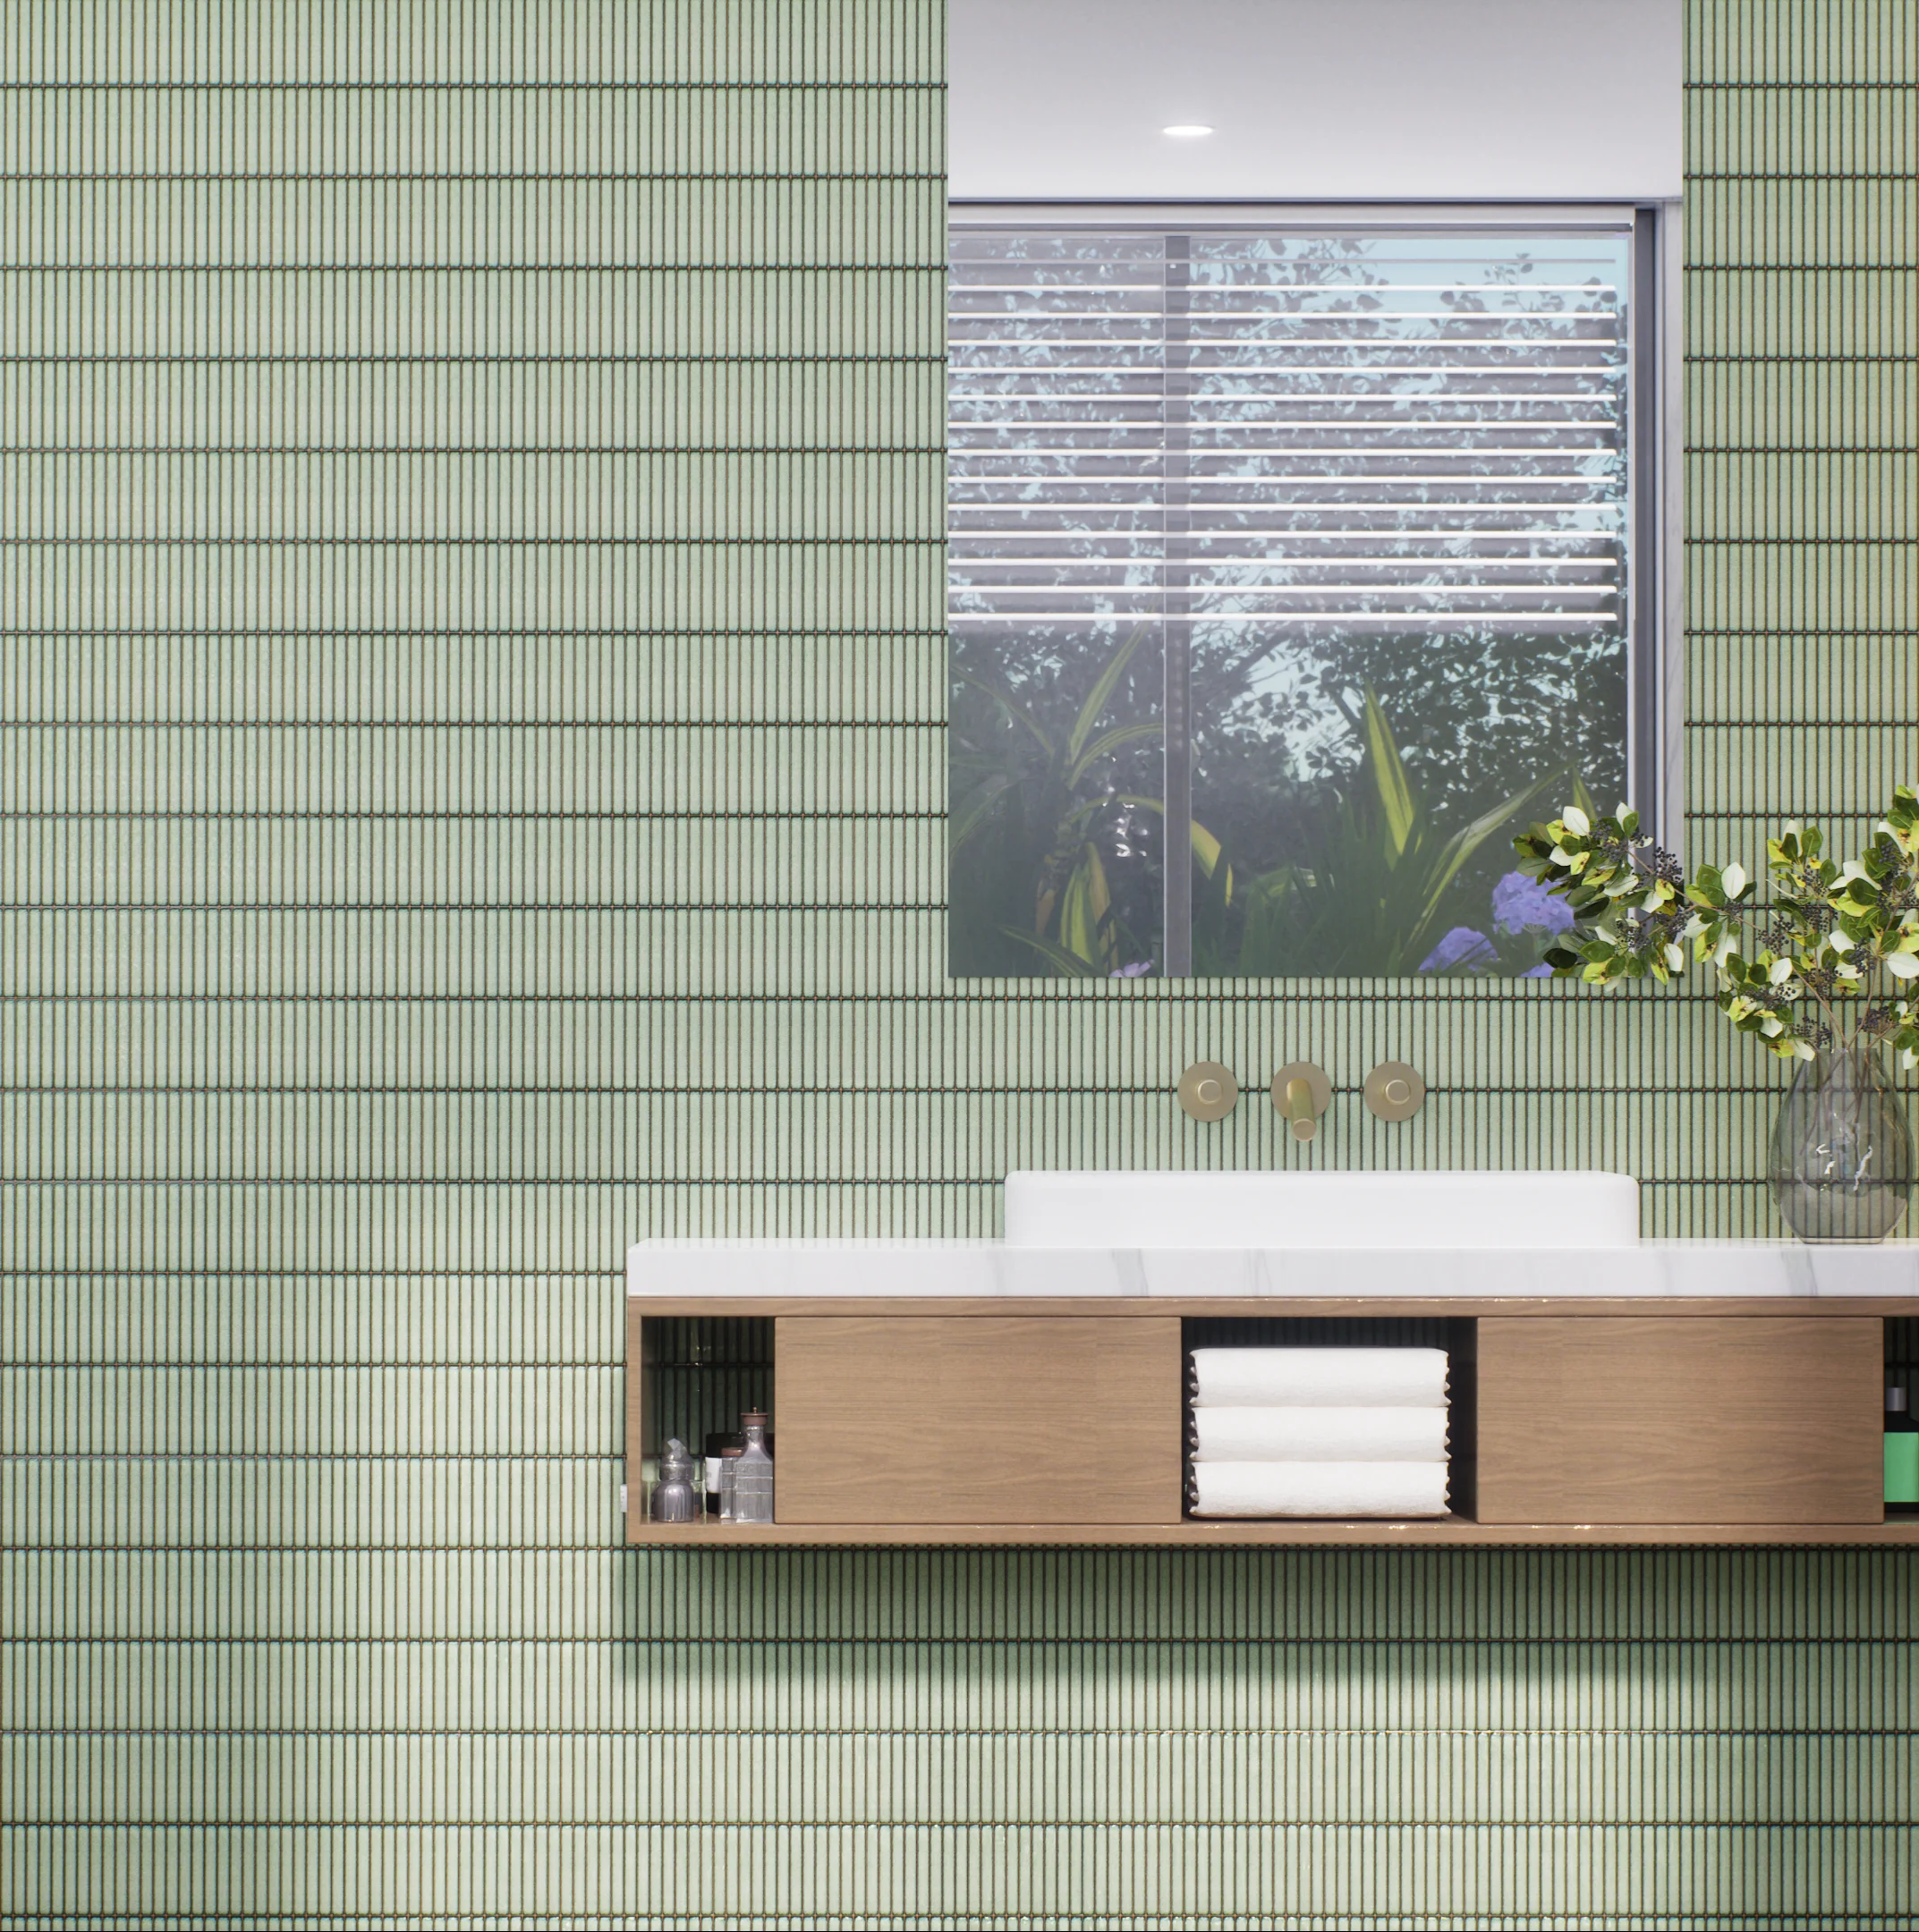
1886;1387;1919;1507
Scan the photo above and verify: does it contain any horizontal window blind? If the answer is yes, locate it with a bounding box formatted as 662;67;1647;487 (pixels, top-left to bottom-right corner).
947;227;1633;641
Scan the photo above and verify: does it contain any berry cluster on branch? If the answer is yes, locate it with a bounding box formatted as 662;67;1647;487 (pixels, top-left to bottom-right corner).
1511;788;1919;1066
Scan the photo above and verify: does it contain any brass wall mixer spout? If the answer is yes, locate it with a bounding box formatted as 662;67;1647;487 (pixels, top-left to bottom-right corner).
1270;1063;1331;1143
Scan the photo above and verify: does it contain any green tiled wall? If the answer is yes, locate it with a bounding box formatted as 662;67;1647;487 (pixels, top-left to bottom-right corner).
2;1;1913;1925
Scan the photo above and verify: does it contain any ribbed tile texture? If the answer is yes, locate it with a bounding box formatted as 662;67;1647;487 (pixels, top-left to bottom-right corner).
1;0;1914;1924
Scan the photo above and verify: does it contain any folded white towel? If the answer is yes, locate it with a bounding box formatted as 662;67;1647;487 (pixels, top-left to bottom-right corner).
1189;1405;1448;1463
1187;1461;1451;1520
1188;1346;1448;1409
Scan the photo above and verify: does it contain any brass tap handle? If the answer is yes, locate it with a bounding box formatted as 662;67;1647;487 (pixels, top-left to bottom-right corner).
1177;1060;1239;1123
1269;1061;1331;1142
1363;1060;1426;1122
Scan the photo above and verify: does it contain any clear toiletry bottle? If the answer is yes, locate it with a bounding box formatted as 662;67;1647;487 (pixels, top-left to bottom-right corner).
1886;1386;1919;1507
650;1437;701;1523
732;1409;775;1523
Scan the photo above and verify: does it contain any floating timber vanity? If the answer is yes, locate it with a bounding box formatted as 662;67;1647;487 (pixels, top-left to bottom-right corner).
625;1242;1919;1546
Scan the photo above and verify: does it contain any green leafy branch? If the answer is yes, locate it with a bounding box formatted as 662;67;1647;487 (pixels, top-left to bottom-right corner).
1513;787;1919;1063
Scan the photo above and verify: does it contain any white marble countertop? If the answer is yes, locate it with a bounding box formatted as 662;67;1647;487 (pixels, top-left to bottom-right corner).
627;1240;1919;1300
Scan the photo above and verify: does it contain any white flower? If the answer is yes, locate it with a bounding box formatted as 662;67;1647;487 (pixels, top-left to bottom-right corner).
1761;1015;1784;1037
1768;956;1794;985
1663;943;1685;971
1838;860;1869;885
1721;862;1747;897
1711;933;1738;970
1801;1041;1821;1062
1886;951;1919;981
1681;913;1707;940
1834;962;1862;981
1904;1047;1918;1072
1560;806;1591;836
1828;927;1855;953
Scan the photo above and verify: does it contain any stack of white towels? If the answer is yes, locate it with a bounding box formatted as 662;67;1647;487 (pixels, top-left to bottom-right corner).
1186;1346;1451;1519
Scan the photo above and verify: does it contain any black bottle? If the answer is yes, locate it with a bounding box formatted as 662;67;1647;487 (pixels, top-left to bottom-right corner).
703;1430;743;1517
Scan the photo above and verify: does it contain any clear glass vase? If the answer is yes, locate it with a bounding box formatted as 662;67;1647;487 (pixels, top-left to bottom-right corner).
1767;1042;1915;1241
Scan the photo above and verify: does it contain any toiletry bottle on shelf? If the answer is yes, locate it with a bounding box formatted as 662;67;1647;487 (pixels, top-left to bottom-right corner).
650;1438;701;1523
704;1431;743;1519
732;1409;775;1523
1886;1386;1919;1507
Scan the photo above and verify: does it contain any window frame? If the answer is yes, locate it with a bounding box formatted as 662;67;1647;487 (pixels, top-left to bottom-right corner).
947;199;1684;977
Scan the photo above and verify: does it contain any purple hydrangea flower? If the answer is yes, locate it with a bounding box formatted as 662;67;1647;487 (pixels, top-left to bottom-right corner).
1419;927;1498;973
1491;869;1575;936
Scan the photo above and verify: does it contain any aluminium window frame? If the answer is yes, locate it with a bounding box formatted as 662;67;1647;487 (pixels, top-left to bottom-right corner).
948;199;1685;976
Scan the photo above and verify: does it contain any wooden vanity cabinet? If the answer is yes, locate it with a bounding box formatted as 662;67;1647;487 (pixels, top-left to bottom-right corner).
1475;1315;1884;1525
773;1316;1183;1523
625;1296;1917;1546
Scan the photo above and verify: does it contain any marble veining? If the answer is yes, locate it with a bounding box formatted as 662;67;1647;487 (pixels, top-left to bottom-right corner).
628;1240;1919;1299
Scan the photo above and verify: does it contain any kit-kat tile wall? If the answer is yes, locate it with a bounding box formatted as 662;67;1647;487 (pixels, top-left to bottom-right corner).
1;0;1913;1924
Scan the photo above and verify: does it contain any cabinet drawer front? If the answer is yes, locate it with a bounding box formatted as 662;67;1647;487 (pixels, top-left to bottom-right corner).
775;1316;1183;1524
1477;1316;1882;1525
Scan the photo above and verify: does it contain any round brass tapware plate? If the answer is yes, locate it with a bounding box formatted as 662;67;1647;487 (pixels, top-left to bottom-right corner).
1177;1060;1239;1122
1363;1059;1427;1122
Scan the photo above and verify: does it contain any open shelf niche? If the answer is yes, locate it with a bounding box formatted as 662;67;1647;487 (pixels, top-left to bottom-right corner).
1887;1314;1919;1522
1180;1313;1475;1525
632;1316;771;1521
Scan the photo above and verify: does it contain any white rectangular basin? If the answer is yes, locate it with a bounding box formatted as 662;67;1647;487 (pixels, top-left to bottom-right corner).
1003;1170;1639;1250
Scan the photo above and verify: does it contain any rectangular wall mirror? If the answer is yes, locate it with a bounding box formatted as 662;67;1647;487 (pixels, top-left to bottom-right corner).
947;211;1667;979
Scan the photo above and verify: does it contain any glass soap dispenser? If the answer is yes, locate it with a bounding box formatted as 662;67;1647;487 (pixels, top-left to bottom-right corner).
650;1437;701;1523
1886;1387;1919;1507
732;1409;775;1523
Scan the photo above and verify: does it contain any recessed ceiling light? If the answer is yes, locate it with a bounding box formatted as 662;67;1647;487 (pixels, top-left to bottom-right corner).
1162;124;1215;139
